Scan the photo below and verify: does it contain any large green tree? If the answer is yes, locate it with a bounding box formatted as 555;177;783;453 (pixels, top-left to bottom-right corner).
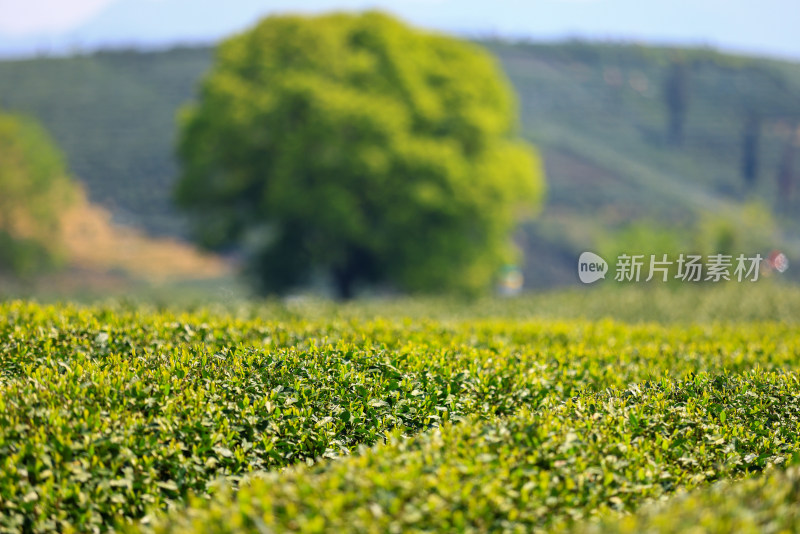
176;11;544;298
0;112;75;277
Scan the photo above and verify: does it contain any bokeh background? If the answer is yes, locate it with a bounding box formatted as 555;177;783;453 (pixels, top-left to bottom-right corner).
0;0;798;301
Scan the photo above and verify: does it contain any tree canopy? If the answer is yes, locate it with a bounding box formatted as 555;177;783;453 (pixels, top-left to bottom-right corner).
0;112;75;276
176;11;544;298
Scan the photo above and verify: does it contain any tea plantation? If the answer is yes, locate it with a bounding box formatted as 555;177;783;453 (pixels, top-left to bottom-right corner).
1;287;800;532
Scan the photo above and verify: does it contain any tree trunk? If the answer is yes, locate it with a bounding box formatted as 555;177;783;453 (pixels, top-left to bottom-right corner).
777;124;797;207
741;111;760;189
333;266;356;300
664;61;689;147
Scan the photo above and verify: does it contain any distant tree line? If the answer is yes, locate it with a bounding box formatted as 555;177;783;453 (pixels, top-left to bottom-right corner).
661;54;800;204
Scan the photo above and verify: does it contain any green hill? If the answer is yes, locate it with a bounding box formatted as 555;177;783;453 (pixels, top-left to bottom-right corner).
482;41;800;284
1;41;798;286
0;47;212;237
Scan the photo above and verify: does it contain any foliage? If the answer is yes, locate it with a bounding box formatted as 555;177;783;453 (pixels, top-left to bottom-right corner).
569;465;800;534
139;372;800;533
1;297;800;531
327;282;800;323
175;12;543;298
0;112;76;277
597;221;685;266
0;232;54;279
691;201;778;257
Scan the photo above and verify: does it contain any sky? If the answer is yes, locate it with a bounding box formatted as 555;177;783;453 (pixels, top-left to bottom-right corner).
1;0;799;61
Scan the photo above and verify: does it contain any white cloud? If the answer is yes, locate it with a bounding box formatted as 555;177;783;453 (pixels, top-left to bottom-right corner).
0;0;118;35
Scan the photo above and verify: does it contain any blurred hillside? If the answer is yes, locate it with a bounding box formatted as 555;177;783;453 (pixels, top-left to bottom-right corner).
59;186;229;281
0;41;798;288
483;41;800;285
0;184;231;298
0;47;212;237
